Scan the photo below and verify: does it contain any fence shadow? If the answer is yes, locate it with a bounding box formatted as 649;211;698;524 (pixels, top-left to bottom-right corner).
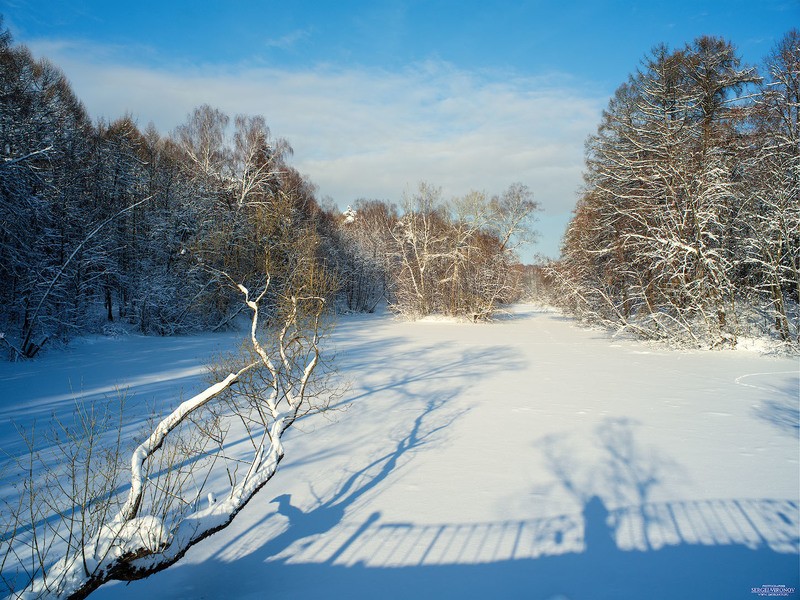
90;417;799;599
93;492;798;600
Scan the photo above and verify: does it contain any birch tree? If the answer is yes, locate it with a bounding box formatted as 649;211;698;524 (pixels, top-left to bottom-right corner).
391;183;450;317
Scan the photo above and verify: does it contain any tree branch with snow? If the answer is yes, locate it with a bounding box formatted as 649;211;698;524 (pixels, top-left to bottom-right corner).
6;271;335;599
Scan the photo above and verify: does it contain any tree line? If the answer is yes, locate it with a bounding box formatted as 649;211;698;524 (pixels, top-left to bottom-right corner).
4;19;795;355
331;181;537;320
0;19;536;359
547;32;799;347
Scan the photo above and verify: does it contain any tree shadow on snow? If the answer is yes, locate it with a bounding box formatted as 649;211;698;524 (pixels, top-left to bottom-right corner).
98;493;798;599
212;392;465;567
752;377;800;437
91;392;798;600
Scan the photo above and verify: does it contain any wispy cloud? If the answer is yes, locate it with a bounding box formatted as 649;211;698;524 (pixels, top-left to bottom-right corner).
24;39;607;258
264;28;312;50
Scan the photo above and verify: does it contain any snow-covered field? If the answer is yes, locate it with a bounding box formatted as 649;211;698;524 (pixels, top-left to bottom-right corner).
1;305;798;599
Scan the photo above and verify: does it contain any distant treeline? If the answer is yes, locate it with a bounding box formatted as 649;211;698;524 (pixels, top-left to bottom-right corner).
0;17;536;358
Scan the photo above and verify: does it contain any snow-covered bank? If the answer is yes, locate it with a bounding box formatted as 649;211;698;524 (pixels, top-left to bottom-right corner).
0;332;243;461
1;306;797;599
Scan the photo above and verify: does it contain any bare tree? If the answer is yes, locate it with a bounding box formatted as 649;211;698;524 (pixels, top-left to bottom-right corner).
331;200;397;313
391;183;451;317
231;114;292;208
555;37;765;346
740;30;800;342
172;104;231;185
388;182;538;320
2;262;337;598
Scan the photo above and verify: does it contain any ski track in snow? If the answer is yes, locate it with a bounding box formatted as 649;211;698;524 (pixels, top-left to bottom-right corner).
1;305;798;599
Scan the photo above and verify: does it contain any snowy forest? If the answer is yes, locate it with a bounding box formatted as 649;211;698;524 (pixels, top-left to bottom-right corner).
2;25;798;361
1;23;798;358
0;14;799;600
548;33;800;347
0;18;537;362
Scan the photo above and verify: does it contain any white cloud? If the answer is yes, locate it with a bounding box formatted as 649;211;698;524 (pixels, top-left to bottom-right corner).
25;39;607;259
264;28;312;50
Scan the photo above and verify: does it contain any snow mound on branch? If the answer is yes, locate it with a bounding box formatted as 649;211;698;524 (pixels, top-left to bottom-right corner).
99;516;167;558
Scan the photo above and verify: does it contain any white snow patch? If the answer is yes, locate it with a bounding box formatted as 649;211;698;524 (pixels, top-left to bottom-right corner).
1;305;797;599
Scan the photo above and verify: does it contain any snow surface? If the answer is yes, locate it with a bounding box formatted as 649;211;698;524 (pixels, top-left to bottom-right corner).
1;305;798;599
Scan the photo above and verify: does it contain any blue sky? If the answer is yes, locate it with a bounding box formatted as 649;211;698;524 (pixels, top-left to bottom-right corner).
2;0;797;260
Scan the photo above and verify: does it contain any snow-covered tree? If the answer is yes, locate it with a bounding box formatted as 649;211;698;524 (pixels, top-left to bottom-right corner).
0;26;98;356
556;36;765;346
328;200;396;313
739;30;800;341
389;182;538;320
3;260;337;598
